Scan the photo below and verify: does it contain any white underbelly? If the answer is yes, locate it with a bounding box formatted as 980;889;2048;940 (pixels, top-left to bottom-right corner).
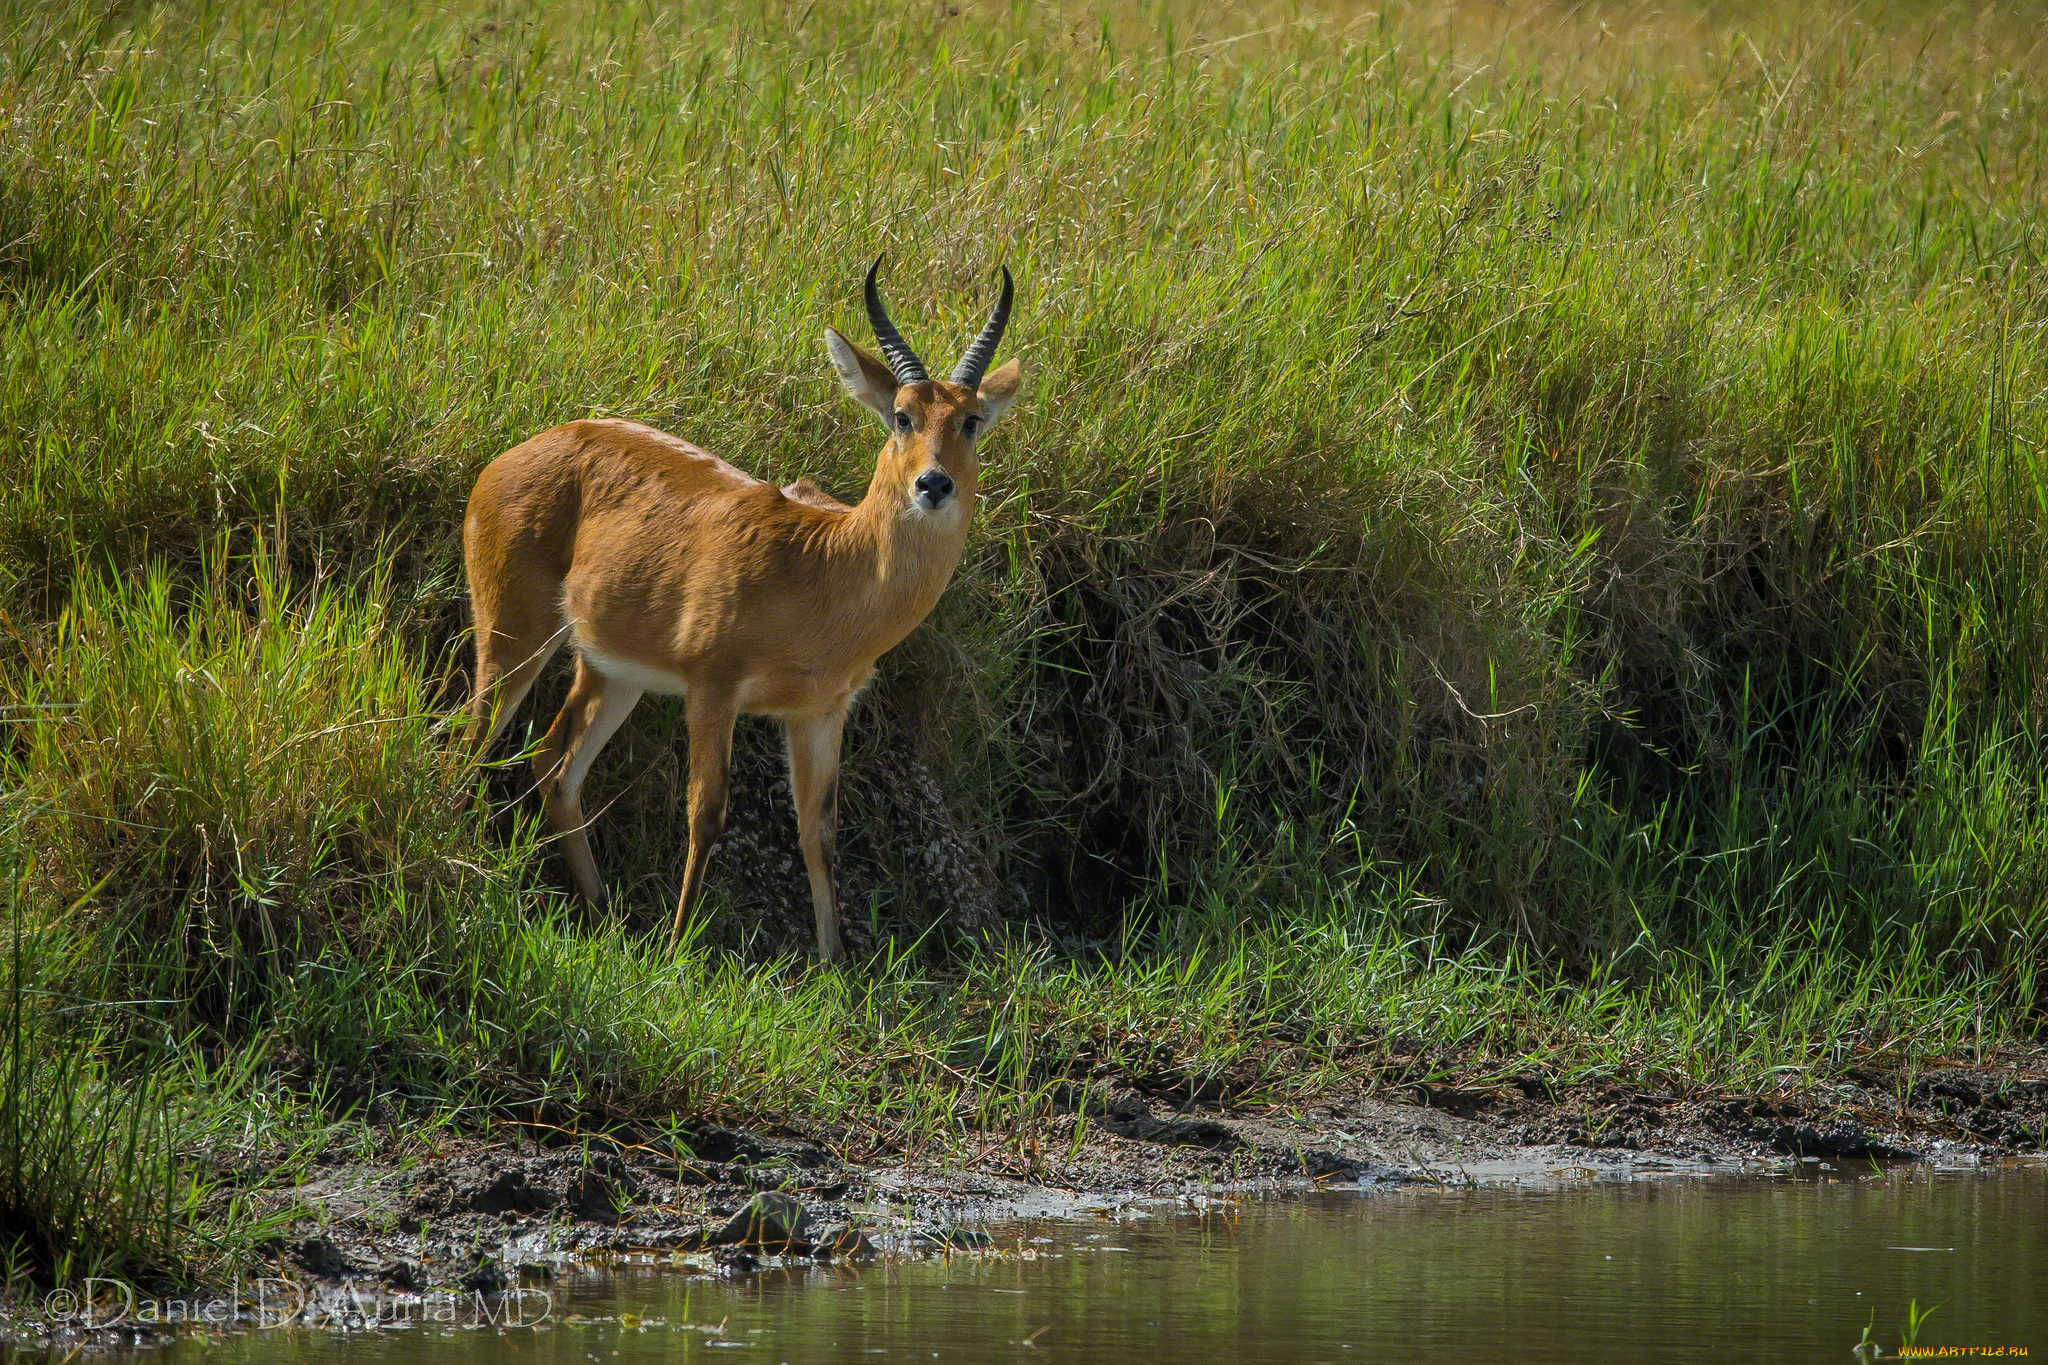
577;644;690;696
574;642;869;717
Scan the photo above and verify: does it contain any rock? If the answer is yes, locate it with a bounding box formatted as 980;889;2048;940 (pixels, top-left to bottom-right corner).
459;1259;508;1293
1295;1149;1369;1180
289;1236;367;1278
644;1226;714;1250
674;1125;771;1166
709;1191;812;1252
1760;1120;1918;1161
811;1225;878;1258
1105;1115;1242;1150
913;1226;992;1251
566;1156;643;1222
459;1164;553;1216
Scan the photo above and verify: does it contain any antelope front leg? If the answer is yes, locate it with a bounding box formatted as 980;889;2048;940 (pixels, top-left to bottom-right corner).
784;708;848;964
668;687;739;949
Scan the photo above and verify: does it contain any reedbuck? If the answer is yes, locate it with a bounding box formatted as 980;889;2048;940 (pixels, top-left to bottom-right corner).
463;259;1019;962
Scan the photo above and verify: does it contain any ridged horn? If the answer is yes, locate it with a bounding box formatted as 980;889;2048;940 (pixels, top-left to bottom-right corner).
864;255;928;385
949;265;1014;388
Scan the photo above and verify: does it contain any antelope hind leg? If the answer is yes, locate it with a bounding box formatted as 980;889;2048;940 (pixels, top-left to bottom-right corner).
533;655;643;911
467;620;569;757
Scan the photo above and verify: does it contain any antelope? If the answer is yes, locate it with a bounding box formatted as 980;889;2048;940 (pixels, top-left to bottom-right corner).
462;258;1019;963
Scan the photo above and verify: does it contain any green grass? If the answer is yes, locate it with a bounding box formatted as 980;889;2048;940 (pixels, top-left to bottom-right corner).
0;0;2045;1287
0;895;288;1290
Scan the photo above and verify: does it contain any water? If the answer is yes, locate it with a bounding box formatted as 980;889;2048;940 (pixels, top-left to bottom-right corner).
165;1165;2045;1363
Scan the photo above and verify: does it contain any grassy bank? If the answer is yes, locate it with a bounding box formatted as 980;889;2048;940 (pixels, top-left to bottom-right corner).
1;0;2045;1285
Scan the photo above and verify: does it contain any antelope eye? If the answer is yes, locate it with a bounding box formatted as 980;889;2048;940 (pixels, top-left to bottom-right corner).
893;410;913;431
962;415;980;436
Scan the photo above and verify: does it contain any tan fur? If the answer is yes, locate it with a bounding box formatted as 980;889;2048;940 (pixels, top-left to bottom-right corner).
464;330;1022;964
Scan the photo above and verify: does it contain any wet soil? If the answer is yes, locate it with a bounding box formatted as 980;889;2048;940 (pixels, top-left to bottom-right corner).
224;1059;2046;1293
11;1057;2042;1353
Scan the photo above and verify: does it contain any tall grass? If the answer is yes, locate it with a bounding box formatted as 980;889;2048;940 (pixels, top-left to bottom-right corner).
0;894;273;1288
2;540;501;1016
3;0;2041;953
0;0;2042;1282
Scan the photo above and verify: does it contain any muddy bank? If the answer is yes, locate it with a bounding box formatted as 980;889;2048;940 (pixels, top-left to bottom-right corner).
11;1059;2042;1352
237;1060;2046;1287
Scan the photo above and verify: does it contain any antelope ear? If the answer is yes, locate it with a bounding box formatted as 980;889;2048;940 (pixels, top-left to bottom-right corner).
976;358;1022;426
825;327;898;426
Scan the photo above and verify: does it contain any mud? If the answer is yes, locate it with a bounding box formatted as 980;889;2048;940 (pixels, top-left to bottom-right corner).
231;1059;2046;1291
12;1059;2042;1353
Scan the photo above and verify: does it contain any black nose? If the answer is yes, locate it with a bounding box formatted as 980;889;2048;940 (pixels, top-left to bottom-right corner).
915;470;955;506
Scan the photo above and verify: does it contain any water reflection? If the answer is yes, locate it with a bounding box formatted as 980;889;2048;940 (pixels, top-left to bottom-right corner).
166;1164;2044;1364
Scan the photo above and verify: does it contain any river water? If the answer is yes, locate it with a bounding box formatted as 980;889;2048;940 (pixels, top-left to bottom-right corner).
164;1164;2043;1363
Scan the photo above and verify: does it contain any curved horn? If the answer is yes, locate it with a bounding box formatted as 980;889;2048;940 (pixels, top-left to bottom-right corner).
864;255;928;385
949;264;1014;388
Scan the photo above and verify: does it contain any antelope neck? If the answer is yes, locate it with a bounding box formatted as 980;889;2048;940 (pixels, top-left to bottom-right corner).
814;450;969;602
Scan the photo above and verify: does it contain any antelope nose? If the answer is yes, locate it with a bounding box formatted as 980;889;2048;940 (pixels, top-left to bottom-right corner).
914;470;955;508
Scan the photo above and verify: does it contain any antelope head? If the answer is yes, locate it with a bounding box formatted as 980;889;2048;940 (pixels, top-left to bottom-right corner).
824;257;1022;528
